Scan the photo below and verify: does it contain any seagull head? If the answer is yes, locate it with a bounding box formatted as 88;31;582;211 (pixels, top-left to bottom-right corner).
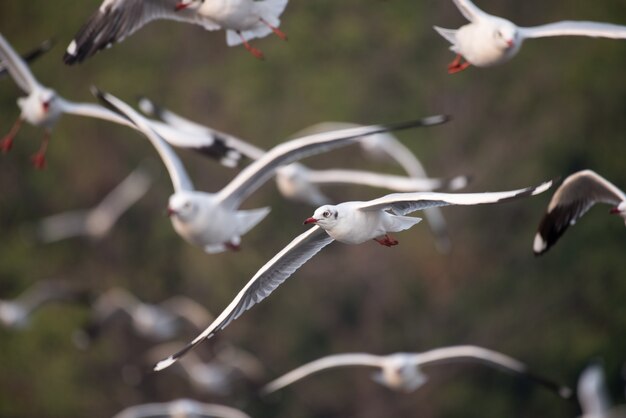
39;89;57;114
493;22;518;50
375;354;428;393
304;205;339;228
168;193;198;220
174;0;203;11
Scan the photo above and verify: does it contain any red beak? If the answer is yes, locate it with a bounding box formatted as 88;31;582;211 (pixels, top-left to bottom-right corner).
506;40;514;48
609;207;621;215
303;217;317;225
174;2;188;11
167;207;176;217
42;101;50;112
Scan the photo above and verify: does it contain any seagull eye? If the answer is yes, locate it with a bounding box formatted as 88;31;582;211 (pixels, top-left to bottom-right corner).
323;210;331;218
184;202;191;209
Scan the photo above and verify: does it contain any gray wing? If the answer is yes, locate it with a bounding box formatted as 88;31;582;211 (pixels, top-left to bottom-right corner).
520;21;626;39
357;180;552;215
154;226;334;370
216;116;449;209
16;280;82;313
0;33;41;93
37;210;90;243
63;0;216;64
262;353;384;395
113;399;251;418
534;170;625;255
0;39;53;79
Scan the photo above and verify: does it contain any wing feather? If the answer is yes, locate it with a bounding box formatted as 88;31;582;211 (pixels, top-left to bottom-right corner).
520;21;626;39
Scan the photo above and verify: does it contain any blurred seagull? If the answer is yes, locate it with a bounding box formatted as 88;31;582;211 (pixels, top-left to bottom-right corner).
578;363;612;418
0;38;53;79
0;280;86;329
0;34;245;169
261;345;572;397
75;287;213;345
35;163;152;243
64;0;289;64
533;170;625;255
98;89;448;253
138;97;463;252
155;180;552;370
434;0;626;73
112;399;251;418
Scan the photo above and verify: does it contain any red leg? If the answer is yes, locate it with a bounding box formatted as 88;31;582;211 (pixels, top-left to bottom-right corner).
259;18;288;41
238;31;265;60
447;54;471;74
374;234;399;247
225;241;241;252
30;130;50;170
1;118;23;154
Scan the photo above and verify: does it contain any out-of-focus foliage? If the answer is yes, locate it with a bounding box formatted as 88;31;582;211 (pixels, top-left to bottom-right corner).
1;0;625;417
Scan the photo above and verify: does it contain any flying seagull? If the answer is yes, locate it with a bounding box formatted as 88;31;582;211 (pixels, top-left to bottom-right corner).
578;363;612;418
434;0;626;73
112;399;251;418
64;0;289;64
138;97;462;252
533;170;625;255
154;180;552;370
35;163;152;243
98;89;448;253
261;345;572;398
0;34;245;168
0;38;53;79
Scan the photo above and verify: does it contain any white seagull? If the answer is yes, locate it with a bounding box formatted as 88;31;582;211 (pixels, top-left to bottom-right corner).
578;363;612;418
0;34;246;169
112;399;251;418
99;89;448;253
35;163;152;243
0;38;53;79
75;287;213;346
64;0;289;63
434;0;626;73
0;280;86;329
138;97;461;252
261;345;572;397
154;180;552;370
533;170;626;255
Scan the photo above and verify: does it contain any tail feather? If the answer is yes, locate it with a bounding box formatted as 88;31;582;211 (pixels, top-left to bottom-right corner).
236;207;271;236
433;26;458;47
387;215;422;233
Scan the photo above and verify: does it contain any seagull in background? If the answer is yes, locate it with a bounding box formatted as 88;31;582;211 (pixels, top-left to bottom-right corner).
64;0;289;63
138;98;463;252
578;363;613;418
261;345;572;398
0;38;53;79
35;163;152;243
533;170;625;255
0;34;248;169
0;280;87;329
155;180;551;370
99;90;448;253
112;399;251;418
435;0;626;73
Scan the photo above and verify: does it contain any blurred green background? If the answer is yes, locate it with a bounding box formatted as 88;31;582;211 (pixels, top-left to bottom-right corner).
1;0;625;417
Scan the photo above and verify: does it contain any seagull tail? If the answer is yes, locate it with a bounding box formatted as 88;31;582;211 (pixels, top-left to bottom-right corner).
236;207;271;236
433;26;458;46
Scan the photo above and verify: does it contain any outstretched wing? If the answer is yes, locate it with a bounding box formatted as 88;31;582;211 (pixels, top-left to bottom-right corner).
451;0;490;22
520;21;626;39
0;34;42;93
154;226;334;370
0;39;53;79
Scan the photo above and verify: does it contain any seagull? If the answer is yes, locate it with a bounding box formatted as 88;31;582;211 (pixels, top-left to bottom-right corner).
0;34;248;169
533;170;625;255
261;345;572;398
112;399;251;418
154;180;552;370
64;0;289;64
98;89;448;253
35;163;152;243
146;342;264;395
0;280;87;329
74;287;213;346
434;0;626;73
0;38;53;79
138;97;461;252
578;363;612;418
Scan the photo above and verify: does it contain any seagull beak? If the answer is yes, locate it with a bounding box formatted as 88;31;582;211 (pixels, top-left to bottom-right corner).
303;217;317;225
506;40;514;48
174;2;188;11
166;207;176;217
42;101;50;112
609;207;621;215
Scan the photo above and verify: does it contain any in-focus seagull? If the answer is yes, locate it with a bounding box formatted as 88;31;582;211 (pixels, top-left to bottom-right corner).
74;287;213;346
64;0;289;64
0;38;53;79
34;163;152;243
99;90;448;253
112;399;251;418
154;180;552;370
261;345;572;398
0;34;246;169
434;0;626;73
533;170;625;256
138;97;462;252
0;280;87;329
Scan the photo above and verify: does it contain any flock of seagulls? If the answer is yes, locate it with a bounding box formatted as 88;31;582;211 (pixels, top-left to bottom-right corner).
1;0;625;416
